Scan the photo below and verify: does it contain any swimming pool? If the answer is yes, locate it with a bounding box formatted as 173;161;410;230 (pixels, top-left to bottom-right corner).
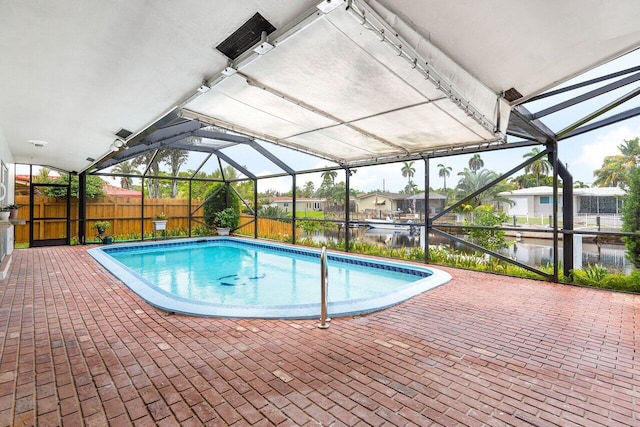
88;237;451;319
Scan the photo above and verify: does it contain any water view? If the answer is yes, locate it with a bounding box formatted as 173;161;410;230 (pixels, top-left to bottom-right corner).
306;228;632;274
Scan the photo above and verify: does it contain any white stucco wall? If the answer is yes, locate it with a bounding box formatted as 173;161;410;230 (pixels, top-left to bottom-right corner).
0;126;15;205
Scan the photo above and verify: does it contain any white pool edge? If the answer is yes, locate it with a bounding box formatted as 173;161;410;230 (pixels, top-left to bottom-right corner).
88;237;452;319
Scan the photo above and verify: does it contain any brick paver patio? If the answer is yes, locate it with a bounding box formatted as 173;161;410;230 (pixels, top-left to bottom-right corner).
0;245;638;426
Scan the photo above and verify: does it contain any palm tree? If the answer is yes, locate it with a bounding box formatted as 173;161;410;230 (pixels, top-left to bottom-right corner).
302;181;315;197
401;161;416;186
34;167;51;184
403;181;418;194
437;163;452;192
468;154;484;174
591;138;640;188
455;168;514;207
618;137;640;168
320;169;338;185
523;147;552;186
593;155;626;187
111;161;140;190
573;180;589;189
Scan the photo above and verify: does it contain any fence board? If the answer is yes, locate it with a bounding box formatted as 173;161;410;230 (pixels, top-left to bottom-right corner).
13;195;299;243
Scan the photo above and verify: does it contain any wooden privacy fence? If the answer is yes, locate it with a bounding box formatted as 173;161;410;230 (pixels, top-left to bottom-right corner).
13;195;299;243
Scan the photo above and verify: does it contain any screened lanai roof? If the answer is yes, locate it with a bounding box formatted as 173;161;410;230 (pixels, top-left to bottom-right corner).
2;0;640;173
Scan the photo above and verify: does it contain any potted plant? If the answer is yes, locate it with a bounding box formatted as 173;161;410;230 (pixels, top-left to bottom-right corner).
153;212;168;232
4;204;21;219
91;220;113;244
213;207;238;236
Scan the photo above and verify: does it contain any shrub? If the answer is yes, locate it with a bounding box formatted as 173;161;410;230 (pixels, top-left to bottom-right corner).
622;167;640;268
202;183;240;229
464;205;511;252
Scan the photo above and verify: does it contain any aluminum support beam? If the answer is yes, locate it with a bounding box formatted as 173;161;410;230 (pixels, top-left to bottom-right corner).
424;156;430;263
532;71;640;119
78;172;86;244
557;86;640;139
292;174;297;244
559;106;640;140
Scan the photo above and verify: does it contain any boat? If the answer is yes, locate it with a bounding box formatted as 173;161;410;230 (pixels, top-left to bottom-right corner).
364;217;413;232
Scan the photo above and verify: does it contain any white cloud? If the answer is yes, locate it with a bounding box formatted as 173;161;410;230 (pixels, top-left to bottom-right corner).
573;125;640;172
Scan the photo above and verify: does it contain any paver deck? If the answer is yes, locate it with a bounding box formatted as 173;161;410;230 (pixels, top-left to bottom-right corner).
0;245;638;426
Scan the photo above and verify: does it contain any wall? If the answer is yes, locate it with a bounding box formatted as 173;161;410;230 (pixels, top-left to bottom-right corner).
0;126;15;206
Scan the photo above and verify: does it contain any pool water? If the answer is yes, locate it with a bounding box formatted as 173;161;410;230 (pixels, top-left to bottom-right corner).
89;237;451;318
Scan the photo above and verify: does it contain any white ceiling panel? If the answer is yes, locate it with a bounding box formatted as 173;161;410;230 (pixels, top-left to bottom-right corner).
285;124;401;162
184;0;504;164
187;74;338;139
368;0;640;102
352;101;492;151
237;17;430;121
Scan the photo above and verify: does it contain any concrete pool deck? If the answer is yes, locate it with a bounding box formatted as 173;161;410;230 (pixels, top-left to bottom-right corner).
0;245;638;425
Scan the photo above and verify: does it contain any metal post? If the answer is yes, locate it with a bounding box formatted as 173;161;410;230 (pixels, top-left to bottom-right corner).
78;172;86;244
550;141;559;282
141;176;145;240
188;180;192;238
556;161;574;280
424;157;430;263
253;179;258;239
66;173;72;245
318;246;330;329
345;168;350;252
292;174;296;244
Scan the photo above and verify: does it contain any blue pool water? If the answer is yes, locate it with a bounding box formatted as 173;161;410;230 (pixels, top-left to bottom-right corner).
89;237;450;318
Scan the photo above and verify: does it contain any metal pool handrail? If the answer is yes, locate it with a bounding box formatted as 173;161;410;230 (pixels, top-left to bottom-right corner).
318;246;330;329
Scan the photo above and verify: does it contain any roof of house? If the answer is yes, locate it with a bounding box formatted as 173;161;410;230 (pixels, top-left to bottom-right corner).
404;192;447;200
356;192;404;200
102;183;141;198
266;197;326;203
356;191;446;200
499;186;625;197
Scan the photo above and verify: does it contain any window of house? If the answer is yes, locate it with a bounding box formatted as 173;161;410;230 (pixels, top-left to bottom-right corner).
539;196;552;204
313;202;320;210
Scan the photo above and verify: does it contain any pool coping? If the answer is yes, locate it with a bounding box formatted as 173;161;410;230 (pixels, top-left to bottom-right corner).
88;237;451;319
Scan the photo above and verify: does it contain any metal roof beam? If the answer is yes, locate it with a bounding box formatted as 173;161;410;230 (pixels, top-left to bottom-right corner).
559;105;640;140
214;150;256;180
247;140;295;175
556;85;640;139
532;70;640;119
507;105;556;142
192;129;254;144
526;64;640;103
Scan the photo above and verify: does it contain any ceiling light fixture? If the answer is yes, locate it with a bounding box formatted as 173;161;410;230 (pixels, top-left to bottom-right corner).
110;138;126;152
28;140;48;148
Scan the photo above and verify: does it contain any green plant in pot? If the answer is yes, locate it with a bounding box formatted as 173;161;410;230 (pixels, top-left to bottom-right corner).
153;212;168;231
4;203;21;219
91;220;113;244
213;208;238;236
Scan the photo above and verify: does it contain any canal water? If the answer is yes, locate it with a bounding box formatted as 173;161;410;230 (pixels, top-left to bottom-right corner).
308;229;632;274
